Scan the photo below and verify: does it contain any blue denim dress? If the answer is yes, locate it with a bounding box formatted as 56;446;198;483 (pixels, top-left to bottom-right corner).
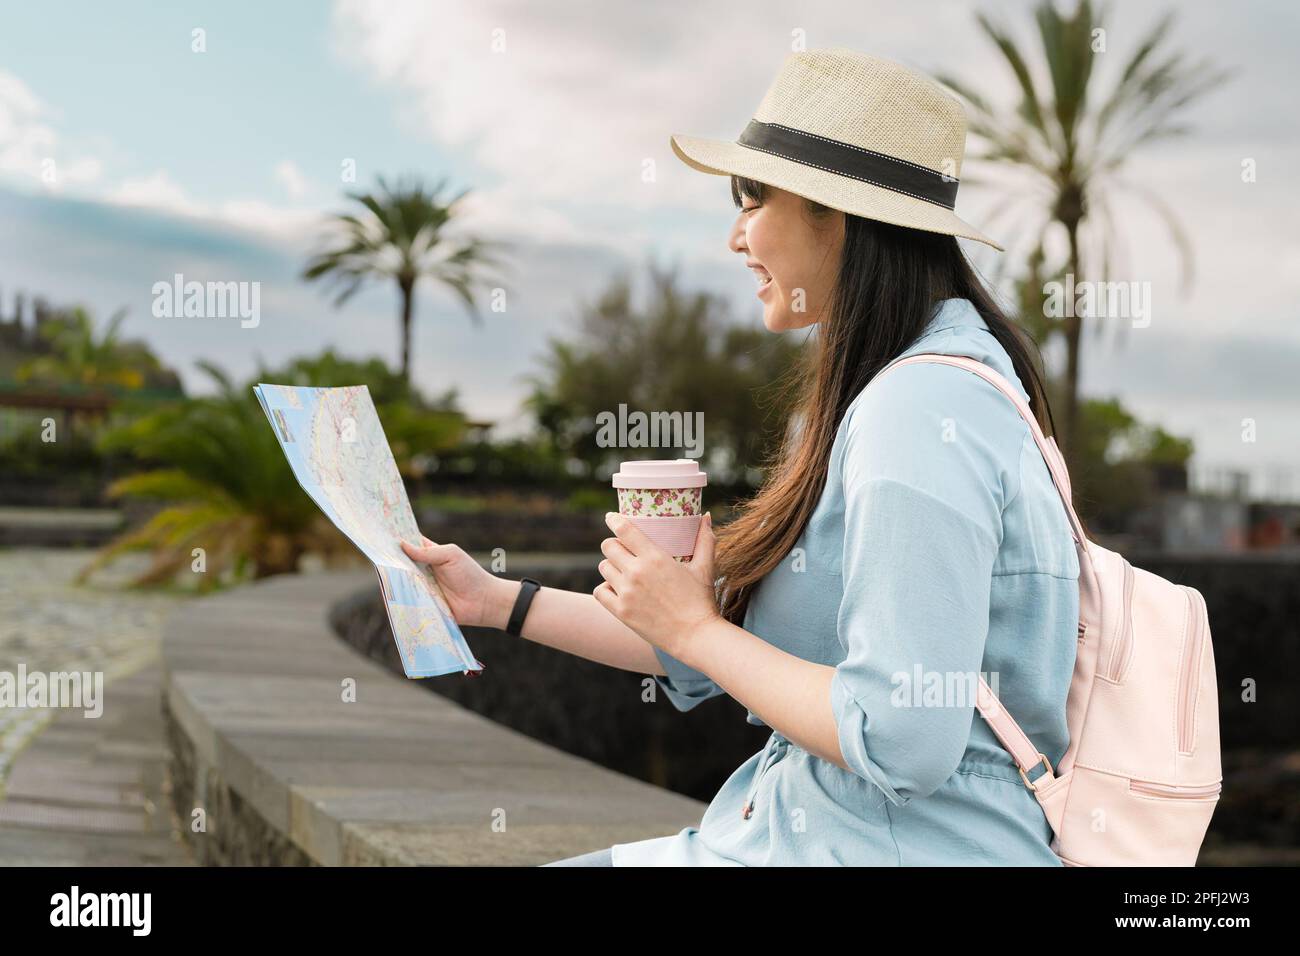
611;297;1079;866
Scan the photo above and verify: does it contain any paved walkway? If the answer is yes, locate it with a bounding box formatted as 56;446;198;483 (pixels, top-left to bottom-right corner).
0;548;191;864
0;662;191;865
0;548;180;779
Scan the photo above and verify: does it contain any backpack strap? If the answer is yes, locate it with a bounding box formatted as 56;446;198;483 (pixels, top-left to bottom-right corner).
875;352;1100;789
883;353;1089;547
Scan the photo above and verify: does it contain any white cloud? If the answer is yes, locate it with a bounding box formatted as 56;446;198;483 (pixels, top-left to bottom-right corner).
107;169;198;211
56;156;104;186
328;0;779;243
0;69;101;190
106;169;323;242
0;70;317;241
214;198;324;241
0;70;41;119
274;159;311;200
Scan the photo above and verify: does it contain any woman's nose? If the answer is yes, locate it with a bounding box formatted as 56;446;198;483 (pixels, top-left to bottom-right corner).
727;213;747;254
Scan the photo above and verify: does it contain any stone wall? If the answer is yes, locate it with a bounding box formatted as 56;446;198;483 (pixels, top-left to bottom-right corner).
1127;550;1299;750
163;704;313;866
161;570;706;866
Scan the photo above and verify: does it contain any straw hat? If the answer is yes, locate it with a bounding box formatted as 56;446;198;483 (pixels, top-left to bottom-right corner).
671;48;1001;250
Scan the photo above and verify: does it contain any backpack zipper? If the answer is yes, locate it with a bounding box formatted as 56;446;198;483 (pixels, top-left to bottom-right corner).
1128;779;1221;799
1176;587;1209;755
1104;559;1136;682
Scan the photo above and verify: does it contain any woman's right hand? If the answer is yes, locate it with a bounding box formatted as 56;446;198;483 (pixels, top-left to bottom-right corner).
400;536;516;629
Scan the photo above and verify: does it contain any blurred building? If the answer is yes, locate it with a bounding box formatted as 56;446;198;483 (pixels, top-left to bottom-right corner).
1125;464;1300;554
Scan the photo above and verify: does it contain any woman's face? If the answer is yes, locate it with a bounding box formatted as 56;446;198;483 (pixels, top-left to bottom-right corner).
729;183;845;332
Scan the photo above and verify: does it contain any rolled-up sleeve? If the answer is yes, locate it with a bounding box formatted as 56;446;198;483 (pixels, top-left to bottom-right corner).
829;363;1019;806
653;646;725;712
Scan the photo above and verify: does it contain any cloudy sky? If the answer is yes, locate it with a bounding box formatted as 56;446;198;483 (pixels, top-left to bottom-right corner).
1;0;1297;496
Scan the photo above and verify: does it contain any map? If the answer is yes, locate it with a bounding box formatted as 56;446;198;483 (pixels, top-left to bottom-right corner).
254;383;481;678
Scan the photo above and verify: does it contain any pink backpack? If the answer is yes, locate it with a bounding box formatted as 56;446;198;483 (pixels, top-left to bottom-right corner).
886;354;1223;866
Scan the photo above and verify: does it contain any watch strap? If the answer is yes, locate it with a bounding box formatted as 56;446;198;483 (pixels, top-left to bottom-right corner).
506;578;542;637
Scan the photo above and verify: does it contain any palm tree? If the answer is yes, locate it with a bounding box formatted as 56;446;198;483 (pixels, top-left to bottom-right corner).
80;362;345;587
17;306;162;391
936;1;1229;458
82;358;469;588
303;176;504;382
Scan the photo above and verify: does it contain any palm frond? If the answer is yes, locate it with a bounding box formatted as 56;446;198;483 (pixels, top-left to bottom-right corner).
974;10;1051;146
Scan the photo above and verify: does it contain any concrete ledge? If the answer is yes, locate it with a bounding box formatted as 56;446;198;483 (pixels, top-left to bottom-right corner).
161;571;705;865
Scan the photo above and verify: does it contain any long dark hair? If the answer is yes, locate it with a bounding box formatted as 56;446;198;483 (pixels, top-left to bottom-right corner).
715;175;1063;625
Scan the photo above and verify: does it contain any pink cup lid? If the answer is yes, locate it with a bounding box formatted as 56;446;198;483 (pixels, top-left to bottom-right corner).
612;458;708;489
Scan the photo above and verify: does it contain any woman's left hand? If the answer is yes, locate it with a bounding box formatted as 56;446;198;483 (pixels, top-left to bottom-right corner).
594;511;721;660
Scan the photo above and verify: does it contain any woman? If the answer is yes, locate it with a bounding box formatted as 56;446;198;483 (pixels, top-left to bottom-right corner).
403;49;1080;866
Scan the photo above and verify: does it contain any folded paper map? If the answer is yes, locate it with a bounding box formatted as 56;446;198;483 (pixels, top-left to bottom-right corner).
254;383;481;678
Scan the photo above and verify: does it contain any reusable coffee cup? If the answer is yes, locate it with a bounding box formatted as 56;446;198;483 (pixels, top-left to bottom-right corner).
612;459;708;561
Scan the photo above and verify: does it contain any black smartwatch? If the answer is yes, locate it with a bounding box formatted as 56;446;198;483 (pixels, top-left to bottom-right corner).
505;578;542;637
